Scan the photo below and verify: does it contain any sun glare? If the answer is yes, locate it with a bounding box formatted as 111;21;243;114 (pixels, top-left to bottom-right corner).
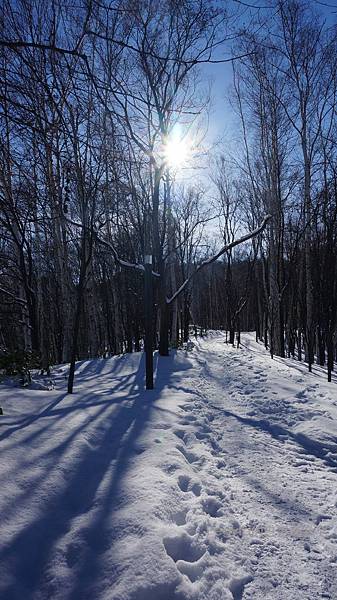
163;133;189;170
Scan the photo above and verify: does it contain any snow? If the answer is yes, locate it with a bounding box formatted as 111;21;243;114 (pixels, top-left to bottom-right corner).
0;332;337;599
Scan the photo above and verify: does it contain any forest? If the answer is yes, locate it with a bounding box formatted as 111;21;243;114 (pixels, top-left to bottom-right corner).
1;0;337;385
1;3;337;599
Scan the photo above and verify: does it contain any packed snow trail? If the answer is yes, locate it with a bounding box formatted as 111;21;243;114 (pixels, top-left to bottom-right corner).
0;333;337;600
176;334;337;599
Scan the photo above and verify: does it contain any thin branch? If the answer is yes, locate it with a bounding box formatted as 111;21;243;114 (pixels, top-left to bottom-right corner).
0;287;27;305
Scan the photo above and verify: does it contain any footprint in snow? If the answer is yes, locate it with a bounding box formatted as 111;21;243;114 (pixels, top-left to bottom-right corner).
210;439;222;456
176;444;200;464
177;474;201;496
171;508;188;526
180;414;197;424
202;424;212;433
173;429;186;441
163;531;205;564
195;431;210;441
201;496;222;517
229;574;254;600
176;554;207;583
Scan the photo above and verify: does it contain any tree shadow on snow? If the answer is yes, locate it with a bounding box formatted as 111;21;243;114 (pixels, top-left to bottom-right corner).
220;409;337;471
0;351;192;600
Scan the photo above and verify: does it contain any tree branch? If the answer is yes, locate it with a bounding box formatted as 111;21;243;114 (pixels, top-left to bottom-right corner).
0;39;87;59
95;235;160;278
166;215;271;304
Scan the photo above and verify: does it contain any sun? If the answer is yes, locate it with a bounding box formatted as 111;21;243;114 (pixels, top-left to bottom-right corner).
163;130;189;170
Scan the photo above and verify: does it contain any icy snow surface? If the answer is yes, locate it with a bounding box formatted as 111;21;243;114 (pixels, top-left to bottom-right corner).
1;332;337;600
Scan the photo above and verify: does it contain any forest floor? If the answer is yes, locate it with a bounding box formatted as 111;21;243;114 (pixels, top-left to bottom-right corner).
1;333;337;600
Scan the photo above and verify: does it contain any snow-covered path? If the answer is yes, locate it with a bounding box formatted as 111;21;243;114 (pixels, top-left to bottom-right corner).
1;333;337;600
178;335;337;599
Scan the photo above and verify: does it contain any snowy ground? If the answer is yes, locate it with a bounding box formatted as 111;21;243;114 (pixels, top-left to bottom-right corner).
1;333;337;600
